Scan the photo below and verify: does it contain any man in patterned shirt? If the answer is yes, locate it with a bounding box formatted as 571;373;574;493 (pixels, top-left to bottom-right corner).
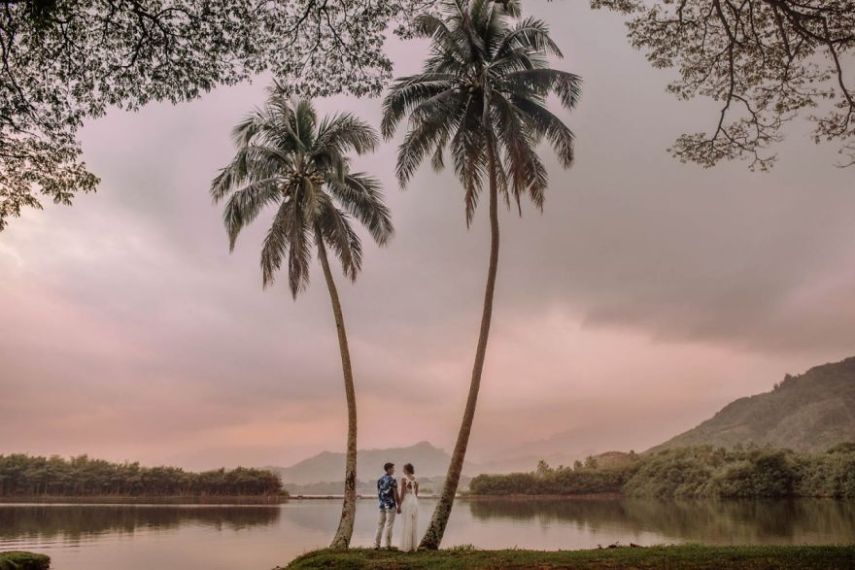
374;462;401;549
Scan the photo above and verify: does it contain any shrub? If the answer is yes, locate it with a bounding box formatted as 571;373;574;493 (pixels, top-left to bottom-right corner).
0;552;50;570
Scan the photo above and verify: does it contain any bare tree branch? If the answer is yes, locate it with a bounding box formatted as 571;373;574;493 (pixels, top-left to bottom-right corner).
592;0;855;169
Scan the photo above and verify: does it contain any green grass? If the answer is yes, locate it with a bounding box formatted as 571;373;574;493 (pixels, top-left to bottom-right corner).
0;551;50;570
286;545;855;569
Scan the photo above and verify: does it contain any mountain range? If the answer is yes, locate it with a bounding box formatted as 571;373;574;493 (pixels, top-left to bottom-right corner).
269;441;479;485
269;356;855;485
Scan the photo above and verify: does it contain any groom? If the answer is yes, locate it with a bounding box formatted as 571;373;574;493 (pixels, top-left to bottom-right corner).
374;462;401;549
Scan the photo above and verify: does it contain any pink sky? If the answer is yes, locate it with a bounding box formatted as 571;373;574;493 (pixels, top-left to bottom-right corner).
2;1;854;470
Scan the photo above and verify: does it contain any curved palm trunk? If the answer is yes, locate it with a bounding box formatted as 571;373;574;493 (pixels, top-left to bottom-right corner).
420;144;500;550
316;232;358;550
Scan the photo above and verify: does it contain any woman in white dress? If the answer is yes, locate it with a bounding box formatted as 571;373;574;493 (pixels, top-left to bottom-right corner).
398;463;419;552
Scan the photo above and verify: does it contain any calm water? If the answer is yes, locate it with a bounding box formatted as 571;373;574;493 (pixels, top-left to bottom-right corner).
1;498;854;569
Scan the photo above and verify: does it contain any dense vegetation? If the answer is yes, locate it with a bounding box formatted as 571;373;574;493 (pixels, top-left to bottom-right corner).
653;357;855;453
469;445;855;498
0;454;283;498
287;545;855;570
0;552;50;570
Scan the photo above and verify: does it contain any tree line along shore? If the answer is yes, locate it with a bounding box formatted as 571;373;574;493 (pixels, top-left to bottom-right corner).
468;444;855;498
0;454;285;499
5;443;855;502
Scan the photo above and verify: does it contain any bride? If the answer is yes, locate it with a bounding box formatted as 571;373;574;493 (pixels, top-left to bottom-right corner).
399;463;419;552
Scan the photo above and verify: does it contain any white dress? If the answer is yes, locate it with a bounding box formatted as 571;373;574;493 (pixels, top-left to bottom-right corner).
399;475;419;552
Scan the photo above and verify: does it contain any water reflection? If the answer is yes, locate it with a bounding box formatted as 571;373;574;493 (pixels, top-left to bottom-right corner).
0;499;853;570
0;505;280;543
467;498;855;545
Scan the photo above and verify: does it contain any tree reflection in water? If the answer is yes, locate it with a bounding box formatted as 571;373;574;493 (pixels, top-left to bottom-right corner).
0;505;280;544
466;498;855;545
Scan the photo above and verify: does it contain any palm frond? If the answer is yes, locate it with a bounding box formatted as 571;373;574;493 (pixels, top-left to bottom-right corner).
497;17;563;59
327;172;394;246
396;106;459;186
492;92;547;198
451;102;487;226
214;92;391;295
503;69;582;110
381;0;579;222
211;144;292;201
286;197;313;297
316;113;379;157
231;111;265;147
414;13;471;66
222;178;283;250
513;95;576;167
260;199;294;290
317;199;363;280
381;75;456;138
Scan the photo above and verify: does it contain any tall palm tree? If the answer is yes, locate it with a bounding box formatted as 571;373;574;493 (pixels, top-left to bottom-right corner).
382;0;580;549
211;93;393;549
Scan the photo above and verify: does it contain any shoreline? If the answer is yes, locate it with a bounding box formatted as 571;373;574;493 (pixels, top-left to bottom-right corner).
0;493;623;504
286;545;855;569
292;492;625;500
4;493;851;504
460;492;624;500
0;495;287;505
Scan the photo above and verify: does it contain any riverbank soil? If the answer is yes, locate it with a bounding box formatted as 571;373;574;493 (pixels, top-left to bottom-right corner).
286;545;855;569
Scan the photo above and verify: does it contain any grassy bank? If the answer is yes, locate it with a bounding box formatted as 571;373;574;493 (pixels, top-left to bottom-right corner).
0;552;50;570
286;545;855;569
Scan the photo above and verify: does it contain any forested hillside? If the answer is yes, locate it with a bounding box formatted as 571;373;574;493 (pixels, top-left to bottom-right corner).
652;357;855;452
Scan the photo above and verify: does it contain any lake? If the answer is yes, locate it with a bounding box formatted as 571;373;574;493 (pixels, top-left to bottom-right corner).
2;498;854;569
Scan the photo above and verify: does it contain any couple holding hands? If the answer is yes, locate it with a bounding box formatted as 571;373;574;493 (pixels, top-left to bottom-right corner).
374;462;419;552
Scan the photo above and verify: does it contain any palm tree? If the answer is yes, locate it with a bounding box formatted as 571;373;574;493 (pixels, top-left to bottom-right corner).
381;0;580;549
211;93;393;549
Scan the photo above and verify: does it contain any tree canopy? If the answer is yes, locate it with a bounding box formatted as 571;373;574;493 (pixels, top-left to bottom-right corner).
211;94;392;295
0;0;431;230
383;0;580;221
5;0;852;230
592;0;855;170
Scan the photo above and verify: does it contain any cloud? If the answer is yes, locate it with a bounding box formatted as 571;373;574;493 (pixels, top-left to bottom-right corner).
2;1;854;469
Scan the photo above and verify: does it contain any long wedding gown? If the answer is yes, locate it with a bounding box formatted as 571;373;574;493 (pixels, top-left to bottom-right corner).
399;475;419;552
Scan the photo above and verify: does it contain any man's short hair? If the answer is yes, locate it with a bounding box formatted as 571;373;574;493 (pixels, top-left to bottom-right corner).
383;462;394;472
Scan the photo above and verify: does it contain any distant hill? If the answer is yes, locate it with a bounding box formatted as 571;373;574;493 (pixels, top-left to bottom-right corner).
651;356;855;453
270;441;476;484
478;423;642;474
281;474;465;496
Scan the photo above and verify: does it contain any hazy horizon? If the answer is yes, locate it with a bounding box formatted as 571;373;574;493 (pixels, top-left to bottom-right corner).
3;0;855;472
